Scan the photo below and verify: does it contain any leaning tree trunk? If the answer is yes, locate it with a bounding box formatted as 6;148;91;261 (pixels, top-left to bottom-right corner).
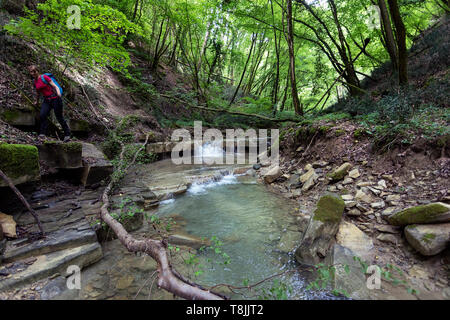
0;169;44;235
229;33;256;106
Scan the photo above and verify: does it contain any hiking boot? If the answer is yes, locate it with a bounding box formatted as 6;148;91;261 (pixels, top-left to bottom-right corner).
63;136;71;142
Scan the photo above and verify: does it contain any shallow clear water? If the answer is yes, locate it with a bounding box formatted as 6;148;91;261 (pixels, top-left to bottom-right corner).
156;174;334;299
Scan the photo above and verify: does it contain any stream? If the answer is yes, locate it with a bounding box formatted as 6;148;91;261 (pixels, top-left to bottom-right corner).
43;142;337;300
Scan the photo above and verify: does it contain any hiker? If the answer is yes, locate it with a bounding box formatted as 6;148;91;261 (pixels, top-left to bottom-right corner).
28;65;71;142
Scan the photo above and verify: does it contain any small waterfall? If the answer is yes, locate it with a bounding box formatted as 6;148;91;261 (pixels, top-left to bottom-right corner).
194;141;224;162
188;170;238;195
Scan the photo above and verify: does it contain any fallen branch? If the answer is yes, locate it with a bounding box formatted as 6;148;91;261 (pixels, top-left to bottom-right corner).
0;168;45;235
100;134;225;300
160;94;301;123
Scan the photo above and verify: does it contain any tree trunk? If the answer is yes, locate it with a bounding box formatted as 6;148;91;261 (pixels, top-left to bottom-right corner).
286;0;303;115
378;0;398;71
387;0;408;85
327;0;361;96
229;33;257;106
270;0;281;114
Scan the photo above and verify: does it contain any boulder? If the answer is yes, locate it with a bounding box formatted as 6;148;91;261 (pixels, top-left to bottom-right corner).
300;168;316;184
312;160;328;168
263;166;282;184
277;231;302;253
328;244;370;299
252;163;262;170
168;233;211;250
301;170;318;192
294;193;345;265
0;213;16;238
348;168;360;179
404;223;450;256
0;144;40;187
387;203;450;226
327;162;352;182
1;108;36;126
355;189;374;204
68;119;90;133
376;234;397;245
336;221;373;259
79;143;113;186
371;201;386;209
38;141;82;169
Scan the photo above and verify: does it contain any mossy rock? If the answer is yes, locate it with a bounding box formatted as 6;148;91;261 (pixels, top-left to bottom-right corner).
319;125;331;133
69;119;90;132
388;202;450;226
0;144;40;186
1;109;35;126
39;142;82;169
313;194;345;223
327;162;352;182
404;223;450;256
43;141;82;153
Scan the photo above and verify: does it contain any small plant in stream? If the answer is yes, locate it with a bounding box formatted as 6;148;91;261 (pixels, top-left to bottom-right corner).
306;256;419;298
100;197;143;228
258;280;293;300
306;263;350;298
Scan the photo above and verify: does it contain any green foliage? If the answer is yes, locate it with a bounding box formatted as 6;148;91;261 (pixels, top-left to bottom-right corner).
258;280;293;300
4;0;138;73
102;197;143;228
101;115;140;159
306;263;349;298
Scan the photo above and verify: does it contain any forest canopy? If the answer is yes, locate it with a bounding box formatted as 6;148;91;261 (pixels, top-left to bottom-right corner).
3;0;448;116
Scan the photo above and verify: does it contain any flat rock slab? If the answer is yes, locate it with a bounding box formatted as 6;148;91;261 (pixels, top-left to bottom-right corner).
151;185;189;200
0;242;102;291
168;233;211;250
336;221;373;260
2;227;98;264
